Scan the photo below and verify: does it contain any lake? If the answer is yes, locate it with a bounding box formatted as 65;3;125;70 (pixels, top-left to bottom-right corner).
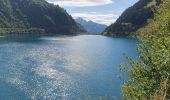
0;35;138;100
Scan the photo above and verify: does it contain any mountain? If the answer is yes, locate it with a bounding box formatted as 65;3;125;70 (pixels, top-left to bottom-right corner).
104;0;162;36
75;17;107;33
0;0;85;35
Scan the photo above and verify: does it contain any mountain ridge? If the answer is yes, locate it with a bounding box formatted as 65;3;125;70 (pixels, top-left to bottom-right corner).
104;0;162;36
0;0;85;35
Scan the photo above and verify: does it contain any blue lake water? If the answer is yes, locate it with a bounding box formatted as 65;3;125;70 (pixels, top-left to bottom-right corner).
0;35;138;100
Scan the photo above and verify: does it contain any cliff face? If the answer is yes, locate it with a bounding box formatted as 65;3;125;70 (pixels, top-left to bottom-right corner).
0;0;84;35
104;0;162;36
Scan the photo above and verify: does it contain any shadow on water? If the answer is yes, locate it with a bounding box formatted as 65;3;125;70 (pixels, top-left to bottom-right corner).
0;80;29;100
0;35;44;43
0;34;78;43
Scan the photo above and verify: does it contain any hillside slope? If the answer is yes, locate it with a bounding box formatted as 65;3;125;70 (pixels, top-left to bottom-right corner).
0;0;84;35
104;0;162;36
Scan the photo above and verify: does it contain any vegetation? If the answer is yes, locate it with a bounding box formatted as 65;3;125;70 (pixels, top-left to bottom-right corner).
104;0;162;36
121;0;170;99
0;0;85;35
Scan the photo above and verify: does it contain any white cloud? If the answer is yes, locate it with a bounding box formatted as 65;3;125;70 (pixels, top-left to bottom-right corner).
47;0;113;7
71;12;118;25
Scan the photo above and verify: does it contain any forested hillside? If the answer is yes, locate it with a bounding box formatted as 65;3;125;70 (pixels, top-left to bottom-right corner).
104;0;162;36
0;0;84;35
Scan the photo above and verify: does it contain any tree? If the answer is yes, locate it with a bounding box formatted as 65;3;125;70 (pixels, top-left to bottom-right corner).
121;0;170;99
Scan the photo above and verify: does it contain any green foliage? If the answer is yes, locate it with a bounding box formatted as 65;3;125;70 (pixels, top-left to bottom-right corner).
104;0;162;36
0;0;85;35
121;0;170;99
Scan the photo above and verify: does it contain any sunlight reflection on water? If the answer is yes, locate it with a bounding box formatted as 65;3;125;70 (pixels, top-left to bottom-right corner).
0;35;138;100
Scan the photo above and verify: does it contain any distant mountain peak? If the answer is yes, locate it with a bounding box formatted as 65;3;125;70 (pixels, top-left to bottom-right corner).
75;17;107;33
88;20;93;23
75;17;87;23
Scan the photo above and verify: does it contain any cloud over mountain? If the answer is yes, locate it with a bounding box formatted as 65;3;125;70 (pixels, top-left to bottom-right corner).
47;0;113;7
71;12;118;25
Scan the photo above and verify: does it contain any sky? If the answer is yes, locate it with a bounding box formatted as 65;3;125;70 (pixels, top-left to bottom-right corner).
47;0;139;25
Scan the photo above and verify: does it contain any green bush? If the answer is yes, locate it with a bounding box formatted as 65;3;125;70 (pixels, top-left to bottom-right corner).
121;0;170;99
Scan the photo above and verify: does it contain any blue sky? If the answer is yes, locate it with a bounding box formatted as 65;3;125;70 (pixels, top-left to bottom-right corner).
47;0;139;25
